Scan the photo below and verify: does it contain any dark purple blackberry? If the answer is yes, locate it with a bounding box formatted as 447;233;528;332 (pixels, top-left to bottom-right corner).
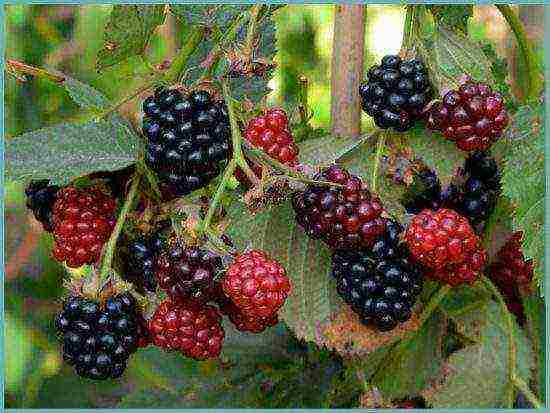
442;151;500;224
122;221;170;293
142;88;231;199
155;243;222;301
55;292;146;380
359;55;432;132
400;167;442;214
331;223;423;331
25;179;60;232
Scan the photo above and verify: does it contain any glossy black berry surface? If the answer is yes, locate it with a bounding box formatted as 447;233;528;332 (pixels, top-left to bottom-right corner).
331;222;423;331
25;179;60;232
401;167;442;214
359;55;432;132
142;88;231;198
55;293;145;380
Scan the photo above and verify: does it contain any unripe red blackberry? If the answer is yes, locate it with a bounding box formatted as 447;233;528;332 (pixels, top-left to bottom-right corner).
405;208;486;286
332;222;424;331
148;298;224;360
292;165;387;250
244;108;299;165
222;250;291;319
142;87;231;199
155;243;222;302
55;292;144;380
360;55;433;131
25;179;60;232
426;81;509;151
51;186;117;268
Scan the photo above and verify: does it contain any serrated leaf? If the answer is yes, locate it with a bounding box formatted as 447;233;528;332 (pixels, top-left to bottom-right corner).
501;105;544;292
419;26;494;93
6;118;140;185
424;301;534;408
62;76;110;111
370;311;446;398
170;5;250;30
297;132;375;166
97;5;166;71
428;5;472;33
226;200;338;343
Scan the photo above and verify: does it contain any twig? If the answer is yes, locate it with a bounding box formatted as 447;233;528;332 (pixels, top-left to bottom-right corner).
496;5;543;103
371;131;386;193
201;159;236;233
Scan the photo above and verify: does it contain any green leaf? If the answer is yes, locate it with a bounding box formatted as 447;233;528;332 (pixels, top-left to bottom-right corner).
170;5;250;30
5;314;33;394
419;26;494;94
521;294;546;403
371;311;446;398
501;105;544;292
62;76;111;111
5;117;140;185
428;5;472;33
226;200;339;343
97;5;166;71
297;133;375;166
424;301;534;408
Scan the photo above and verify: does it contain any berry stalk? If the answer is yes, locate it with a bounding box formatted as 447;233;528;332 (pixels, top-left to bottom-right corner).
97;173;142;292
496;5;543;103
371;131;386;193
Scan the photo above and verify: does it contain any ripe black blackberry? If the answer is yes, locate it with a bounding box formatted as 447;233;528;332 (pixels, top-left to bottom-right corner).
331;221;424;331
142;87;231;199
25;179;60;232
359;55;432;131
55;292;144;380
442;151;500;224
400;166;442;214
122;222;170;293
155;243;222;302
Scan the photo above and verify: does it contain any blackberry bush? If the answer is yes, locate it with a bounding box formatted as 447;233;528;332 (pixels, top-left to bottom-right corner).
359;55;433;131
292;165;387;250
142;87;231;198
55;292;146;380
426;80;509;151
332;221;424;331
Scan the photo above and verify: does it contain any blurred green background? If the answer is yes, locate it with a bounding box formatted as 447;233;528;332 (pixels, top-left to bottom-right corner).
4;4;540;408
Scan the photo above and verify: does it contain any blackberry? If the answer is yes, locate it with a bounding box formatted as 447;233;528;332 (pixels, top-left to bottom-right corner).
55;292;144;380
426;80;509;151
400;166;442;214
331;223;424;331
442;151;501;224
142;87;231;199
292;165;387;250
122;221;170;293
25;179;60;232
359;55;432;131
155;243;222;301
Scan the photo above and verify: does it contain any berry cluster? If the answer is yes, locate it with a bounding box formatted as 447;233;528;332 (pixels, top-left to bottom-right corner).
142;88;231;198
222;250;291;320
442;151;501;224
292;165;387;250
51;186;117;268
405;208;486;286
332;221;424;331
426;81;509;151
244;108;299;165
360;55;432;131
25;179;60;232
489;232;534;323
55;293;148;380
122;223;169;293
149;298;225;360
155;243;222;302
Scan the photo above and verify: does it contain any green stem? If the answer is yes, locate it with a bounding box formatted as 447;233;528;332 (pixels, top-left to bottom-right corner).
6;59;65;83
243;5;262;58
297;75;310;125
371;131;386;193
496;5;543;103
98;174;141;287
201;159;236;233
512;375;543;409
401;5;416;52
481;276;517;408
418;284;451;325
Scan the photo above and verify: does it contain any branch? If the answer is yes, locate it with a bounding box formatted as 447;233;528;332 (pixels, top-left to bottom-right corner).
5;59;65;83
496;5;543;103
